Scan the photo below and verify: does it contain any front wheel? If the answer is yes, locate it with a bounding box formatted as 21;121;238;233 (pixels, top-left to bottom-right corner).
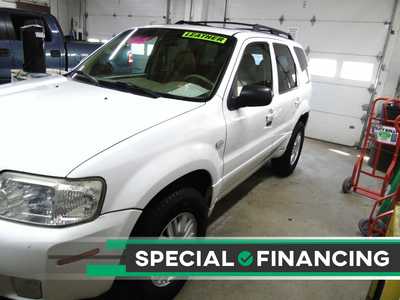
271;122;305;177
111;187;208;300
342;177;353;193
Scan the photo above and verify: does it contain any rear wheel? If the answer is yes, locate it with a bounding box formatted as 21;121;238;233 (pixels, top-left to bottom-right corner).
111;187;208;300
271;122;305;177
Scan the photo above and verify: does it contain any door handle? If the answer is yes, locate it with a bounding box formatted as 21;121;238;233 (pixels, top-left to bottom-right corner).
0;48;10;57
294;97;302;107
265;109;275;127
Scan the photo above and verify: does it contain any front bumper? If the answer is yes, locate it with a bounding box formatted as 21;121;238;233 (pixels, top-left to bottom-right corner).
0;209;141;300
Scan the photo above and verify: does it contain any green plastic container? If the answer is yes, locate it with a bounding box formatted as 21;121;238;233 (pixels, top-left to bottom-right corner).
378;166;400;223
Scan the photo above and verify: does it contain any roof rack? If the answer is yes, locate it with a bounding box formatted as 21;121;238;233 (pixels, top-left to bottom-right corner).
174;20;293;40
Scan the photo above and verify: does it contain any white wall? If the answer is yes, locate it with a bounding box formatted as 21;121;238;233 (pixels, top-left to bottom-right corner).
56;0;223;39
380;1;400;98
50;0;82;36
0;0;49;7
383;33;400;97
50;0;69;34
0;1;16;8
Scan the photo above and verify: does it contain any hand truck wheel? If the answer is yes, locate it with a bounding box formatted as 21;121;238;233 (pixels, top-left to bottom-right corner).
358;218;386;237
342;177;352;193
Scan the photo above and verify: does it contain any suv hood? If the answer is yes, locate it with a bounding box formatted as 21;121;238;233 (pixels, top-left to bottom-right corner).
0;77;203;176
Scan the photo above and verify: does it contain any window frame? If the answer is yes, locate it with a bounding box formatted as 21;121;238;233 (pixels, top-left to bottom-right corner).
228;41;273;108
273;42;298;94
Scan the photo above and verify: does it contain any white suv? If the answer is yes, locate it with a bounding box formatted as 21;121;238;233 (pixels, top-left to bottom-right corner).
0;21;310;300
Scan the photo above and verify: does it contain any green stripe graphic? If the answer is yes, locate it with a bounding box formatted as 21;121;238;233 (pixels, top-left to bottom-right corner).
106;238;400;250
85;238;400;278
86;265;400;277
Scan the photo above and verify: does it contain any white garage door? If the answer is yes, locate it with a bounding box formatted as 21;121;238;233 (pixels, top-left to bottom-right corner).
86;0;168;40
226;0;394;146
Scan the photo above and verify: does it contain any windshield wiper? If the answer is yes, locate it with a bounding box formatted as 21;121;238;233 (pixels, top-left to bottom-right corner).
71;70;99;86
97;80;160;99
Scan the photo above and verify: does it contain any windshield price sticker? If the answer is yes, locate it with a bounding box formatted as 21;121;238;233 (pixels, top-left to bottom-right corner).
182;31;228;44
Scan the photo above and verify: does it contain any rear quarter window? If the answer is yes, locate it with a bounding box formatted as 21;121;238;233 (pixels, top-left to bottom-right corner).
294;46;310;83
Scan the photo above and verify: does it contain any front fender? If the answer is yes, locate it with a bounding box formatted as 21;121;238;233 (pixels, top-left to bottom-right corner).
112;143;222;211
67;100;226;214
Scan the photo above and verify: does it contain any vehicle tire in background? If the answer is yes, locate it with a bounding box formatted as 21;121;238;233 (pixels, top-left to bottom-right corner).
111;187;208;300
271;121;305;177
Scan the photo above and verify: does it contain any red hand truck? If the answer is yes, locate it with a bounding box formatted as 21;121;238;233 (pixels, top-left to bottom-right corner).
342;97;400;236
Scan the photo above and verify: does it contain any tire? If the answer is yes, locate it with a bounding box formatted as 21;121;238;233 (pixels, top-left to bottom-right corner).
271;121;305;177
342;177;353;193
111;187;208;300
358;218;386;237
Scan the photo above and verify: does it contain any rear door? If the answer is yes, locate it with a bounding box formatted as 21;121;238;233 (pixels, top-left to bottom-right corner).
0;12;11;83
270;43;301;141
293;46;312;118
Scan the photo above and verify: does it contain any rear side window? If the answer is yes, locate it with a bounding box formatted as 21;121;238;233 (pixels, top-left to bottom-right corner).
294;47;308;71
294;46;310;83
10;14;52;42
273;43;297;94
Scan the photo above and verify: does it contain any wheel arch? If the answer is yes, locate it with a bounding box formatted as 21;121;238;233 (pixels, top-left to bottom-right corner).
298;112;309;127
145;169;214;210
131;169;213;236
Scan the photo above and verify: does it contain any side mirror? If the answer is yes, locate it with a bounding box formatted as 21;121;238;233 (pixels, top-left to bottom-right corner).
228;85;273;110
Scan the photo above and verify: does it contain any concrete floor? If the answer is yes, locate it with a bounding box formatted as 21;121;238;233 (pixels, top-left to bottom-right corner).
175;138;372;300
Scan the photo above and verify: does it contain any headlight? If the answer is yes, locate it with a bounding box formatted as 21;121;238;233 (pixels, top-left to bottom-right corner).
0;172;105;226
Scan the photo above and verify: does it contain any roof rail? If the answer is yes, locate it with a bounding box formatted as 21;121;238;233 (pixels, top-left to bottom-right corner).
175;20;293;40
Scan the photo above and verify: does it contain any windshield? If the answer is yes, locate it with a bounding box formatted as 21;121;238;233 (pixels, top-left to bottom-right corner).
72;28;235;101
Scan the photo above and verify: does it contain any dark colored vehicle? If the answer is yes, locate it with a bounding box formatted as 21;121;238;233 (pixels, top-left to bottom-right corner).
0;8;103;83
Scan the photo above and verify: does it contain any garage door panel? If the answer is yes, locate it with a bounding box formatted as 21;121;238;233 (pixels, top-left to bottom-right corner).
114;0;166;16
87;15;164;39
170;0;187;23
227;0;394;22
87;0;119;15
298;23;387;55
87;0;166;16
86;0;167;38
308;53;378;87
229;18;386;56
311;82;370;118
306;111;362;146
